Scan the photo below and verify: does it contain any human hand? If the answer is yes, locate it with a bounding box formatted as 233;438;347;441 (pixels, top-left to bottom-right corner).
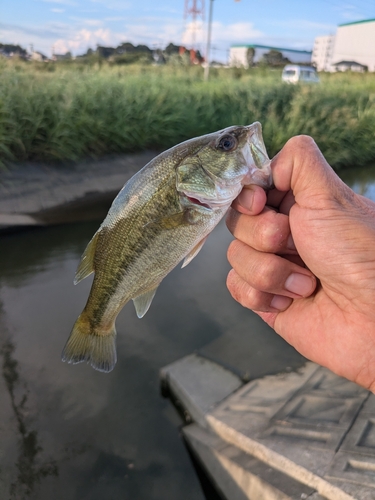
226;136;375;391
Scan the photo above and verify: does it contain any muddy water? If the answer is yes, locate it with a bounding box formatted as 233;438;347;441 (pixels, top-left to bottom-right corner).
0;165;373;500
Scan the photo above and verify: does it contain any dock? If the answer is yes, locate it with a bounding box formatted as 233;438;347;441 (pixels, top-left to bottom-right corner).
161;353;375;500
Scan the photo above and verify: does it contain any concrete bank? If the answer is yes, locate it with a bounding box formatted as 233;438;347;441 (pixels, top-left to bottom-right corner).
161;355;375;500
0;152;157;230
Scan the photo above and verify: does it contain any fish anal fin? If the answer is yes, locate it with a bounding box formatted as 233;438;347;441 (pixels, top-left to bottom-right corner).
181;236;208;268
74;231;100;285
61;312;117;373
133;287;158;318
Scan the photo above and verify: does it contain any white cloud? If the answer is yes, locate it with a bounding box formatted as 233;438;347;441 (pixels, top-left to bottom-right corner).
51;8;65;13
212;22;263;43
181;21;204;46
89;0;131;10
267;18;335;34
53;28;123;54
0;12;327;62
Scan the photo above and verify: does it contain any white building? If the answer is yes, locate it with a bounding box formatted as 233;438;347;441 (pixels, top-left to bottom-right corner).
229;44;312;68
313;18;375;72
312;35;335;71
333;18;375;72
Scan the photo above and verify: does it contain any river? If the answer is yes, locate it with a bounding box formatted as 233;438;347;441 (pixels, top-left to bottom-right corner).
0;164;373;499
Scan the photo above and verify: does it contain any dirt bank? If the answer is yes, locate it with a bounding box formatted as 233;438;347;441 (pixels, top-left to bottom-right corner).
0;152;158;230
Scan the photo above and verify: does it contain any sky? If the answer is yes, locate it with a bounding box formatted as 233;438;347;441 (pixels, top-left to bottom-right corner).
1;0;374;62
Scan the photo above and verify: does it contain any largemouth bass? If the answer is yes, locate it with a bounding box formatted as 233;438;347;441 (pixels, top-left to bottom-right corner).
62;122;272;372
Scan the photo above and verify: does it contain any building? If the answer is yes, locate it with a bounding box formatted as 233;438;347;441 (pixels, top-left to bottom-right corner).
313;18;375;72
229;44;312;68
30;51;48;62
332;60;368;72
311;35;335;71
333;18;375;72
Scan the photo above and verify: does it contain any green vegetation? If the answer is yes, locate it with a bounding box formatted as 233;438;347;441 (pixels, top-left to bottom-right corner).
0;58;375;169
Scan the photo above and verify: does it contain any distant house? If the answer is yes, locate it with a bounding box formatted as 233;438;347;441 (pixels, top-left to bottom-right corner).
96;46;116;58
229;44;312;68
31;51;48;62
332;60;368;72
52;52;72;61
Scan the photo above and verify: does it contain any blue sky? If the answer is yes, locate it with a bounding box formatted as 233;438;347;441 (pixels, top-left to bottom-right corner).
1;1;374;61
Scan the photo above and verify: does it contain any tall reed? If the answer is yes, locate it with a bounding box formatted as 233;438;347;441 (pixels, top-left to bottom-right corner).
0;61;374;169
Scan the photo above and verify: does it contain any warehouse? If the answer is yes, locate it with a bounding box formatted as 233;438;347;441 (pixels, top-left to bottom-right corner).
313;18;375;72
229;44;312;68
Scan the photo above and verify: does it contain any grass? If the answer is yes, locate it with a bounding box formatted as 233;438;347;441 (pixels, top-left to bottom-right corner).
1;59;375;169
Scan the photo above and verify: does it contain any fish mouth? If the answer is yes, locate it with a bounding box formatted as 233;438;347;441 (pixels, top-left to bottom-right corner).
182;185;243;211
185;195;211;209
242;122;273;189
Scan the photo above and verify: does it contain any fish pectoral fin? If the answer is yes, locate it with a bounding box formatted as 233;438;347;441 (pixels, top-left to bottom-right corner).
181;236;208;268
74;230;100;284
133;287;159;318
145;210;198;230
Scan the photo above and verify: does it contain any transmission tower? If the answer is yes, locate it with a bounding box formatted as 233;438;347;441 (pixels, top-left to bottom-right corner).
183;0;205;52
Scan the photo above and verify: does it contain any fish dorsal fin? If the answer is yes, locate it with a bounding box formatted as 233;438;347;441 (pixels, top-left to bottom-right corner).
74;231;100;285
133;287;158;318
181;236;208;268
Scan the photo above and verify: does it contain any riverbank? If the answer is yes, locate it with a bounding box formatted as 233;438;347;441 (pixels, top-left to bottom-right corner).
0;151;157;230
1;62;375;169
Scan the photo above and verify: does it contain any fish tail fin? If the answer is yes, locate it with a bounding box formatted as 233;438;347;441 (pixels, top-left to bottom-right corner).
61;312;117;373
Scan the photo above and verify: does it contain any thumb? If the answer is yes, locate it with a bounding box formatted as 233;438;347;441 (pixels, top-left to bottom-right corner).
271;136;350;209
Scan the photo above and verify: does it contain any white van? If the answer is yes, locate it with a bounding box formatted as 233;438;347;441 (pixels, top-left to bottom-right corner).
282;65;320;84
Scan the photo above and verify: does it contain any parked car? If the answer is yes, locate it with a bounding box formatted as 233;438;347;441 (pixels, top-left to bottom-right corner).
282;65;320;84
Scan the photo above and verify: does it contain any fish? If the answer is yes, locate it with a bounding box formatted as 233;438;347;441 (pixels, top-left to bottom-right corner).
62;122;272;373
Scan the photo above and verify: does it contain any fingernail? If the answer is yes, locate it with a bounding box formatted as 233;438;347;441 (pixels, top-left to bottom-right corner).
285;273;314;296
287;234;296;251
237;189;254;210
270;295;293;311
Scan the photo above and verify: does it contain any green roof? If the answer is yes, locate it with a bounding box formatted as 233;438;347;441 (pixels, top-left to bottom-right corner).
339;18;375;27
230;44;311;54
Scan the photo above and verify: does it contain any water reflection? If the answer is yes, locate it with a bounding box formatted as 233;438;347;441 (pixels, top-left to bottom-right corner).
0;215;305;499
339;163;375;200
0;323;58;499
4;160;373;499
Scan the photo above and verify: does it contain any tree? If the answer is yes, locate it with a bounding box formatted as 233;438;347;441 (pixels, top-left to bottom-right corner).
261;50;290;67
246;47;255;67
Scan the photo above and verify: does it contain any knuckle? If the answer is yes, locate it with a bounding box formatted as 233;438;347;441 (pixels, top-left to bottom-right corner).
252;257;279;291
287;135;316;150
227;240;240;265
256;214;287;252
227;269;274;312
245;289;268;311
226;269;246;304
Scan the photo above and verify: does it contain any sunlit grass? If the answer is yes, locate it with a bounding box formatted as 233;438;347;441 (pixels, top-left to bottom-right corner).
1;59;375;169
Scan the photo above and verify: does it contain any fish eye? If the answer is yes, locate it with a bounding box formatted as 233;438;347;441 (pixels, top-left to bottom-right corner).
217;135;237;152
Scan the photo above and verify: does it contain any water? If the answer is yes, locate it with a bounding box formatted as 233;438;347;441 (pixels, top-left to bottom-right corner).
1;165;374;500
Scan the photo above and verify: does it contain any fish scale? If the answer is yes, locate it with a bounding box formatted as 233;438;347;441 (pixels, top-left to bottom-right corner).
62;122;272;372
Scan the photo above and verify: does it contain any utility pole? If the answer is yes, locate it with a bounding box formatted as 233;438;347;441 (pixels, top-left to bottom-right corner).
204;0;241;81
203;0;214;81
